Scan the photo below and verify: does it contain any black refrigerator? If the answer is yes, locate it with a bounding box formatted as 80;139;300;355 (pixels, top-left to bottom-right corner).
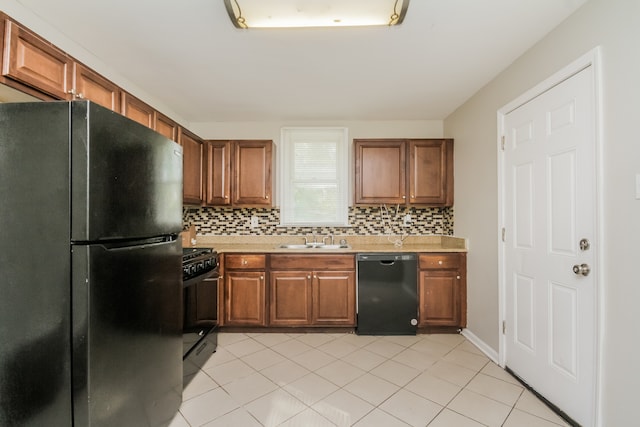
0;101;184;426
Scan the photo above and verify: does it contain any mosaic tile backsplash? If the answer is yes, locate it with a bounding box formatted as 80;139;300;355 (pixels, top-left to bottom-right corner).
183;206;453;236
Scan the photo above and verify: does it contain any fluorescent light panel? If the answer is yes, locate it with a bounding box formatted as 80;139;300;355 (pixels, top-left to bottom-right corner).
224;0;410;29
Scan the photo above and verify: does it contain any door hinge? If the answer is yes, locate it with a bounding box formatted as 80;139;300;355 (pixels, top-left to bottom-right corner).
502;320;506;334
501;135;505;151
501;227;506;242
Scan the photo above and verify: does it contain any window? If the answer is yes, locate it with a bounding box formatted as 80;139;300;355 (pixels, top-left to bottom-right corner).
279;127;349;226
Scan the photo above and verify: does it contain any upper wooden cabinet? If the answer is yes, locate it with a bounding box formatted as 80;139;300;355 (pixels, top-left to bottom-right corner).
181;128;205;206
204;140;272;207
354;139;406;205
2;19;73;100
155;112;179;142
121;92;156;129
354;138;454;207
73;63;120;112
204;140;231;205
1;18;122;111
0;13;188;138
234;140;272;206
409;140;454;205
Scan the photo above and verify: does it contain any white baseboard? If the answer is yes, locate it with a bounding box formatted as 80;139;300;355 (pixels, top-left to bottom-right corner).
461;329;499;364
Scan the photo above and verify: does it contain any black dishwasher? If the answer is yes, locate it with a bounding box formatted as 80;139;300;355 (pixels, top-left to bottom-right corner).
357;253;418;335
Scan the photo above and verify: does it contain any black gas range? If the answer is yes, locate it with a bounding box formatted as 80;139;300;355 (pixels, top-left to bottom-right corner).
182;248;219;369
182;247;218;285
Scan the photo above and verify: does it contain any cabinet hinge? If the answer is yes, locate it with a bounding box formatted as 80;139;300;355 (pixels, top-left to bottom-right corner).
502;320;506;334
501;227;506;242
501;136;505;151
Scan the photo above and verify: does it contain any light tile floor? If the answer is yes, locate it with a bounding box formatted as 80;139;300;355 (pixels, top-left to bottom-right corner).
171;332;570;427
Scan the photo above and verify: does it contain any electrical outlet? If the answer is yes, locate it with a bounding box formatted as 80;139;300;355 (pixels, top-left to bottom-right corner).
250;216;259;228
403;214;412;227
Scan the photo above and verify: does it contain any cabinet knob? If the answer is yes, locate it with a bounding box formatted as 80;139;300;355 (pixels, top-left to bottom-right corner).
265;195;269;199
438;260;443;265
260;276;264;280
242;259;248;265
67;89;76;96
76;92;85;99
307;275;311;279
456;275;461;279
402;195;406;199
314;275;317;279
225;195;229;199
411;194;415;198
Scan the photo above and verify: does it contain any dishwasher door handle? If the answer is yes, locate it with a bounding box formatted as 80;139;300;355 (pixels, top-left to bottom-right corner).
379;260;396;266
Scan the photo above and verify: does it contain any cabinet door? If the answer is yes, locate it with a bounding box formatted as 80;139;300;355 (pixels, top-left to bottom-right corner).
155;113;179;142
224;271;266;326
418;269;461;327
409;139;454;206
233;140;272;206
121;92;156;129
181;129;204;205
312;270;356;325
270;271;312;326
204;140;232;205
73;63;120;112
354;139;406;204
2;20;72;99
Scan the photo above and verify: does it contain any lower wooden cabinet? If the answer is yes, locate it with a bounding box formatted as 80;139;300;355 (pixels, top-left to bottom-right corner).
269;254;356;327
269;271;312;326
418;253;467;329
312;270;356;325
223;254;267;326
218;251;465;332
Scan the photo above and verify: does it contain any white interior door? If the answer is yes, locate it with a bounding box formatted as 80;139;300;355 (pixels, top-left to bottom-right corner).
502;65;597;426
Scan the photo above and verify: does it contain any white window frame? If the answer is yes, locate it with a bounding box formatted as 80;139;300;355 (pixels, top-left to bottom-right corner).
279;127;349;227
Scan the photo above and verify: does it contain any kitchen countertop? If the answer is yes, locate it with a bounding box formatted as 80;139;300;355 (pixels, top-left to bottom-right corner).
188;234;467;254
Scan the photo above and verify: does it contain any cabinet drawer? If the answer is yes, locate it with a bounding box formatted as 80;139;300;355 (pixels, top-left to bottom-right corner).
270;254;355;270
419;253;461;269
225;254;266;270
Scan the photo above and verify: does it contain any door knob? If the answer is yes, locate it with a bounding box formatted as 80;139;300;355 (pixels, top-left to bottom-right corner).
572;263;591;276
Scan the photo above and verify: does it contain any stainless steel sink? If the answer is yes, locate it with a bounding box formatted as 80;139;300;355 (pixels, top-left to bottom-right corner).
278;243;350;250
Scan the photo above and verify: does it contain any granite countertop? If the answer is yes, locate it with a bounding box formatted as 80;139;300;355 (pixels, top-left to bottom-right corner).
188;235;467;254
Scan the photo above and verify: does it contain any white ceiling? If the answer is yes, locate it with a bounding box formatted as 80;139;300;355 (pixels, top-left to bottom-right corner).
15;0;588;123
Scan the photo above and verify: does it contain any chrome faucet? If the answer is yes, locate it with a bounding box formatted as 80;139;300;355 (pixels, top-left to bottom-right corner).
303;234;317;245
322;234;334;245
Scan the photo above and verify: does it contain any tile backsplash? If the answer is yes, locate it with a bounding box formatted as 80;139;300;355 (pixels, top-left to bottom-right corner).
183;206;453;236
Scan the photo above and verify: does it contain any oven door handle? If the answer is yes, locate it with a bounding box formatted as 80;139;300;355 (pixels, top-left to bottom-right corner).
183;269;219;288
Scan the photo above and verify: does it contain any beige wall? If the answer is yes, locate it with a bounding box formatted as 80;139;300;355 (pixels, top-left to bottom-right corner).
444;0;640;424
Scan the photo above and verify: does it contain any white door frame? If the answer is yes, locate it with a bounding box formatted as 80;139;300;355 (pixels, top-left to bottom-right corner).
497;47;603;425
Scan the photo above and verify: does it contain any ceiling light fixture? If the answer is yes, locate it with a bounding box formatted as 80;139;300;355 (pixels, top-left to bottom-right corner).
223;0;410;29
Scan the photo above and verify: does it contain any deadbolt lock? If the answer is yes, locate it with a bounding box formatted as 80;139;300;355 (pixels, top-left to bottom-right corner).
579;238;590;251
